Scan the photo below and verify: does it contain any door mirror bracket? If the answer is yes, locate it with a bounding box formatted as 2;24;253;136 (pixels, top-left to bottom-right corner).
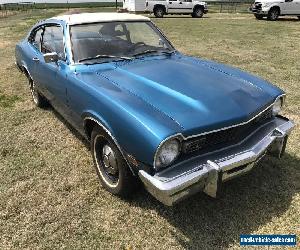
44;52;59;65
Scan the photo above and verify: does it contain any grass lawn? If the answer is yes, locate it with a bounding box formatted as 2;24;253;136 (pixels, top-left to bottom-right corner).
0;9;299;249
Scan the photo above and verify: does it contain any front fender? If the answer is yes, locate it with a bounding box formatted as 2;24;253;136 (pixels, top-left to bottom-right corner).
81;103;176;168
262;5;280;12
74;71;181;168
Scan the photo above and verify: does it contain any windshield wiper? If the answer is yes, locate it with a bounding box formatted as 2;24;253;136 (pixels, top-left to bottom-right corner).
132;49;176;58
160;50;176;55
78;54;133;63
132;50;158;57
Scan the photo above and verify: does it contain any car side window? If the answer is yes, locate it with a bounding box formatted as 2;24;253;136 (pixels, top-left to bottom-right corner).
29;27;44;51
41;25;65;61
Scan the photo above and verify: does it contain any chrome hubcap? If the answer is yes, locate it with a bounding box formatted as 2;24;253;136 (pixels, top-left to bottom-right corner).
102;145;118;175
94;136;119;187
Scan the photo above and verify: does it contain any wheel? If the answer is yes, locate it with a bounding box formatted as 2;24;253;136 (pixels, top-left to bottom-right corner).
267;8;280;21
255;14;264;20
192;7;204;18
298;16;300;20
28;75;48;108
153;6;164;18
91;126;137;197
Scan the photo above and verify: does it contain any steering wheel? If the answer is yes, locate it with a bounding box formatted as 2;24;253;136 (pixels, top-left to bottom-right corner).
130;42;147;51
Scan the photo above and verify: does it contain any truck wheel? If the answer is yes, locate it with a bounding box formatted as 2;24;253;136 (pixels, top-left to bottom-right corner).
91;126;137;197
153;6;164;18
267;8;279;21
192;7;204;18
254;14;264;20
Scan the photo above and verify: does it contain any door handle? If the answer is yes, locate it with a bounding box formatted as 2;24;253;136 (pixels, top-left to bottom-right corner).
32;57;40;62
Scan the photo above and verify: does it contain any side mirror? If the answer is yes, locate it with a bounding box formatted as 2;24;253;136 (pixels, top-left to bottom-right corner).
44;52;59;64
159;39;165;46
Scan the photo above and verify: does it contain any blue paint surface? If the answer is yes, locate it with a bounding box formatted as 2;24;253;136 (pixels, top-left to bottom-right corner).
15;18;284;168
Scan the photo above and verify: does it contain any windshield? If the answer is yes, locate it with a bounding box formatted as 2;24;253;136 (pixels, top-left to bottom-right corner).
70;21;174;63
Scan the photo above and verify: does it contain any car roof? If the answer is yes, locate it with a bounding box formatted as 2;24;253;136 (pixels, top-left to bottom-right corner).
49;12;150;25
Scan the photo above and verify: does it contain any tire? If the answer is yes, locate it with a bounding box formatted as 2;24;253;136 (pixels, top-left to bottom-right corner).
91;126;137;197
192;7;204;18
153;6;164;18
255;14;264;20
267;8;280;21
28;75;48;108
298;16;300;20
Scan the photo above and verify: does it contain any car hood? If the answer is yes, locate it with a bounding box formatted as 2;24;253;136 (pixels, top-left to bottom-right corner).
95;55;283;136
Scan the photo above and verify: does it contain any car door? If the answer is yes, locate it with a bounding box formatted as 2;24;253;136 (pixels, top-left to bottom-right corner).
181;0;193;13
168;0;182;13
26;26;44;84
292;0;300;13
34;24;69;115
281;0;296;14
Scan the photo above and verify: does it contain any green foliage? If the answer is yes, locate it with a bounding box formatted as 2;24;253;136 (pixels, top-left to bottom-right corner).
0;92;21;108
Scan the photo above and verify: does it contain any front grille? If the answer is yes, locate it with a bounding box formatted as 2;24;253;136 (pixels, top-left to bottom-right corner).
183;108;273;154
252;2;262;11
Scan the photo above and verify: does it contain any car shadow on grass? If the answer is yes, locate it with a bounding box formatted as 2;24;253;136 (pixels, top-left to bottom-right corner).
132;153;299;249
258;17;300;22
49;106;90;149
277;17;300;22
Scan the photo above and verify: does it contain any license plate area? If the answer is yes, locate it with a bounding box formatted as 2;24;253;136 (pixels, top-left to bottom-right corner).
222;162;256;182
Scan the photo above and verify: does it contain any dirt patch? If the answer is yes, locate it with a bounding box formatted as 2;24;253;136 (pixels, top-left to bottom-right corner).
0;40;12;49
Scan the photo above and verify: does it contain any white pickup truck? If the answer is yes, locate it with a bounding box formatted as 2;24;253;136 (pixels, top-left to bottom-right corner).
250;0;300;20
145;0;208;18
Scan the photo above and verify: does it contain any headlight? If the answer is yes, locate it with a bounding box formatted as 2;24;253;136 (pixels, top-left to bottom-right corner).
272;97;283;116
155;139;180;169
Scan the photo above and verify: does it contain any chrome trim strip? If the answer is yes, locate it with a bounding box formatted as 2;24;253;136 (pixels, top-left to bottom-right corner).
184;94;286;139
141;117;294;206
15;61;23;72
156;119;280;183
28;22;68;63
20;64;33;82
153;94;285;169
162;119;275;180
83;117;135;175
67;24;75;65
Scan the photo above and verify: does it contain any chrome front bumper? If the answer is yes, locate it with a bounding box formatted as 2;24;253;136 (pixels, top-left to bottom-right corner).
139;116;294;206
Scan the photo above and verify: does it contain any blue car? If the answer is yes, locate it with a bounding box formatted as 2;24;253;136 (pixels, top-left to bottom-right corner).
15;13;294;206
